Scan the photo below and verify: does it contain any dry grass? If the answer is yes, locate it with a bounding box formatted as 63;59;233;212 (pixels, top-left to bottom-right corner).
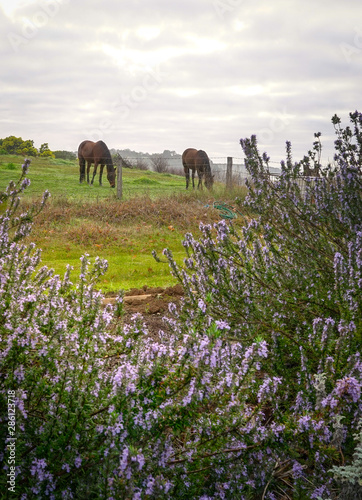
65;222;121;247
29;192;224;231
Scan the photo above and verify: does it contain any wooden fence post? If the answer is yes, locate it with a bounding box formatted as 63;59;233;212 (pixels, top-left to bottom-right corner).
117;163;122;199
226;157;233;190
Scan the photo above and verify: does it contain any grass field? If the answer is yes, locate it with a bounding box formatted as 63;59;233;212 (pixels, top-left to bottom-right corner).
0;154;187;200
0;154;246;293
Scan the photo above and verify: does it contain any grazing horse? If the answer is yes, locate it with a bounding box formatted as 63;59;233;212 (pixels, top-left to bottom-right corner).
182;148;214;190
78;140;116;187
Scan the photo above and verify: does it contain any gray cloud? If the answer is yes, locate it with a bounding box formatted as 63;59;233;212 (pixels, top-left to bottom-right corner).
0;0;361;163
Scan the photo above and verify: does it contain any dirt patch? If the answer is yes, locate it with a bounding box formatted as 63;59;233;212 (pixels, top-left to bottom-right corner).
125;283;183;313
105;284;184;338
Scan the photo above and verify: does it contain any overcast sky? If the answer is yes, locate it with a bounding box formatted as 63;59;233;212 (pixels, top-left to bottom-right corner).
0;0;361;165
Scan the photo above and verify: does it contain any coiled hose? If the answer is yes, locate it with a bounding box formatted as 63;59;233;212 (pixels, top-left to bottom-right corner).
205;202;244;220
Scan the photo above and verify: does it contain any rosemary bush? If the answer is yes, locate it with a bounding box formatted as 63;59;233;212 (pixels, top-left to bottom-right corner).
1;163;286;498
0;112;361;499
162;112;362;498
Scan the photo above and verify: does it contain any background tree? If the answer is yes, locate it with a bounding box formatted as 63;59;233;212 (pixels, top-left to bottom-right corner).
0;136;37;156
53;150;77;160
39;143;55;158
134;158;149;170
151;155;169;173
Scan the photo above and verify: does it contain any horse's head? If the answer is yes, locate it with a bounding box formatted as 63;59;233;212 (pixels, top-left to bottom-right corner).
107;166;116;188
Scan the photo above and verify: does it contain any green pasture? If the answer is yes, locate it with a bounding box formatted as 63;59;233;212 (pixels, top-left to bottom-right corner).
0;155;186;201
0;155;243;293
31;217;187;293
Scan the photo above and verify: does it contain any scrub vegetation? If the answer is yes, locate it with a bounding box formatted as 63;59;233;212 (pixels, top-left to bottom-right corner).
0;112;361;499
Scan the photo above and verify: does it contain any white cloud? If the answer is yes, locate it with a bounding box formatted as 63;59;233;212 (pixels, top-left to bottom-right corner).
0;0;38;19
136;26;161;41
0;0;361;163
230;85;265;97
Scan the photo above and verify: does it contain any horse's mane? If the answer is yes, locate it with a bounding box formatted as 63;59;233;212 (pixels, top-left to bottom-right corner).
97;140;112;158
95;141;114;171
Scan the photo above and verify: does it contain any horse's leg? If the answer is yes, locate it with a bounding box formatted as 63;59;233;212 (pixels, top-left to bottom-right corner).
184;167;190;189
99;164;104;186
79;159;85;183
86;161;92;184
192;168;196;189
91;161;98;185
197;171;203;190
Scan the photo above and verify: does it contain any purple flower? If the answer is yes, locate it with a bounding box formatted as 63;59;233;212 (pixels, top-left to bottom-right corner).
30;458;48;481
198;299;206;313
136;453;145;470
257;376;282;402
257;341;268;358
292;460;305;479
298;415;311;431
119;447;129;473
215;320;230;330
335;377;361;402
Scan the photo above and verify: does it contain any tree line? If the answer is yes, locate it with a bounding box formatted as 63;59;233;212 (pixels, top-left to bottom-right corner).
0;137;181;165
0;136;76;160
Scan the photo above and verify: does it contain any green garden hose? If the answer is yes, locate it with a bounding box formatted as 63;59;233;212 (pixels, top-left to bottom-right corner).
212;202;238;219
203;202;244;220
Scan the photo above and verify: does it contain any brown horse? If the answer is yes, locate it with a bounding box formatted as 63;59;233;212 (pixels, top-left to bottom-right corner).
78;140;116;187
182;148;214;190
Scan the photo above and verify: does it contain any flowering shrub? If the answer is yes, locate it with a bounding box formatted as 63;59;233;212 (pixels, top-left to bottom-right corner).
1;163;290;498
0;112;361;499
162;112;362;498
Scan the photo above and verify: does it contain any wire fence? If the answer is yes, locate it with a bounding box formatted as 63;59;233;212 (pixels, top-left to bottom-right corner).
114;155;324;197
116;155;252;178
